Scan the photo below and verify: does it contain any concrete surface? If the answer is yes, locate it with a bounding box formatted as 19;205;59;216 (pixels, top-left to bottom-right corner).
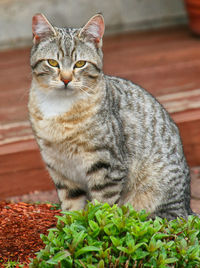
0;0;187;49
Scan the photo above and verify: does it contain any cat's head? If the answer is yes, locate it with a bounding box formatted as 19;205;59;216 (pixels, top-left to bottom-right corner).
30;13;104;97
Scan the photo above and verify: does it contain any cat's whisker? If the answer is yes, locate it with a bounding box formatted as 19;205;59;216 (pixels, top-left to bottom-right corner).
79;87;92;96
73;82;96;95
83;86;96;94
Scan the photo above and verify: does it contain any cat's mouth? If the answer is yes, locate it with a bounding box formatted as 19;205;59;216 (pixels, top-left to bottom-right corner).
59;81;72;91
62;79;71;88
57;82;76;96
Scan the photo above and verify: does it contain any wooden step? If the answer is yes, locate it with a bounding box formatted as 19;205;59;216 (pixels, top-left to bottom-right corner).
1;26;200;199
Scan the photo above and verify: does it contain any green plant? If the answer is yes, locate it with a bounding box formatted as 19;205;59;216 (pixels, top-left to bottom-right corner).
30;201;200;267
3;260;24;268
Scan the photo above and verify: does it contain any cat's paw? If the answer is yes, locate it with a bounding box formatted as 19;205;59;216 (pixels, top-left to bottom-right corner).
61;196;86;211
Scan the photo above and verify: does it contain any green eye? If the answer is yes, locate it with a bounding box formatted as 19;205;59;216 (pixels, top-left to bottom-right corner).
48;59;59;67
74;60;86;68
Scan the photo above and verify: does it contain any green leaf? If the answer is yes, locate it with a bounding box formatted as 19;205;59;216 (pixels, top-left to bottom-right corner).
125;232;135;246
97;260;105;268
134;249;149;260
89;220;99;231
153;217;163;232
153;233;171;240
47;250;71;264
178;238;188;255
95;210;104;225
104;224;114;236
132;242;146;252
88;204;102;221
40;234;49;244
164;257;179;264
75;246;100;258
56;215;69;225
147;237;162;253
188;245;200;260
71;230;87;249
189;230;200;245
117;246;129;254
110;236;121;247
29;201;200;267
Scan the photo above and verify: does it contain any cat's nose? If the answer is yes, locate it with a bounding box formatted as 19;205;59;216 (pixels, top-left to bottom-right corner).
62;79;71;86
61;71;72;87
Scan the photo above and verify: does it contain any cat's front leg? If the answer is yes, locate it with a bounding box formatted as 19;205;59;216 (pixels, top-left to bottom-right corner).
57;185;87;211
47;167;87;211
87;163;125;206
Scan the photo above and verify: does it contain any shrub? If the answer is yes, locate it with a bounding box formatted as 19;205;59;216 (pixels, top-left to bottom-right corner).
30;202;200;267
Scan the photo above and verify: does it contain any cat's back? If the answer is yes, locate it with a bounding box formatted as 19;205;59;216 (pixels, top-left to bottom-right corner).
105;74;179;135
104;75;183;159
105;74;169;116
105;74;164;117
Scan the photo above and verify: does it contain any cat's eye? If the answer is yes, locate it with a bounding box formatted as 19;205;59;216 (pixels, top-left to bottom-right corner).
48;59;59;68
74;60;86;68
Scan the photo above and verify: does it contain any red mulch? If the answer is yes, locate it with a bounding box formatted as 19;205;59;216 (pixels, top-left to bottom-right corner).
0;201;61;266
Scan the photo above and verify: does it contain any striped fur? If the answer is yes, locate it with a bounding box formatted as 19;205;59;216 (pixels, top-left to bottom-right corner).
29;14;194;219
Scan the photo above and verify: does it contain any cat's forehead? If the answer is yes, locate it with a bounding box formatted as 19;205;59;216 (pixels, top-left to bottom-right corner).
55;27;79;56
55;27;79;37
55;27;96;60
31;26;99;65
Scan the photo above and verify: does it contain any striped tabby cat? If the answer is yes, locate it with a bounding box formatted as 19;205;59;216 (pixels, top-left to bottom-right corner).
29;13;194;220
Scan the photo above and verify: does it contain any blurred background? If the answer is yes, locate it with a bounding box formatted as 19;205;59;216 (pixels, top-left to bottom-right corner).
0;0;200;213
0;0;187;49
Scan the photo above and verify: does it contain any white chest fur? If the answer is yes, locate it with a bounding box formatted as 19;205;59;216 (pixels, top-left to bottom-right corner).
31;87;93;187
40;140;88;188
35;88;78;118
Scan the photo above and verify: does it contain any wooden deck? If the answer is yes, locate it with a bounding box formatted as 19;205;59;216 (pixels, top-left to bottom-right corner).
1;26;200;200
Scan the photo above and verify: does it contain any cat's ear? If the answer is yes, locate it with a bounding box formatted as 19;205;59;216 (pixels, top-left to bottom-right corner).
32;13;56;44
79;14;105;48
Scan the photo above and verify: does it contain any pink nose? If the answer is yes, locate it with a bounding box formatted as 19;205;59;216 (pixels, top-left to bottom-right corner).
62;79;71;86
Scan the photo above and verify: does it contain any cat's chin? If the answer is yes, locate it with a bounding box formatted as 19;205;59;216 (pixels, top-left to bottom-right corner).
53;84;76;96
54;84;89;99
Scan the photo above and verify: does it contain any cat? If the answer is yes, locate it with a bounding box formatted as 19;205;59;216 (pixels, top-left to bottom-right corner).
28;13;194;220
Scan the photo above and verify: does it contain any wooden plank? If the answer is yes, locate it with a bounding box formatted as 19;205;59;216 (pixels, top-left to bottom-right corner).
0;168;54;199
123;62;200;97
0;139;36;155
158;89;200;113
0;121;33;145
0;148;43;175
0;47;30;124
0;140;54;199
178;119;200;167
172;108;200;123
